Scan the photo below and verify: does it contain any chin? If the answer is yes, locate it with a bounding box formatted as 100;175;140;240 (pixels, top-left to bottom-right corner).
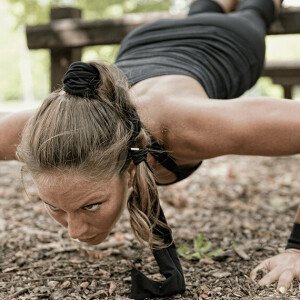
84;239;104;245
79;234;107;245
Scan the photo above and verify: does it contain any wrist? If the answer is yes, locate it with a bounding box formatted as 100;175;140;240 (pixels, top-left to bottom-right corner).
285;248;300;254
286;222;300;250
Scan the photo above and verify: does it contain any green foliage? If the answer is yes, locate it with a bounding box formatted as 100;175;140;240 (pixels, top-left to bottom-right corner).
1;0;171;102
2;0;300;103
177;233;223;260
270;197;283;207
231;241;237;248
6;0;171;27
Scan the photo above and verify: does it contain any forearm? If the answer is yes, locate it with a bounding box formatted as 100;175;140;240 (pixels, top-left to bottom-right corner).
0;109;36;160
232;97;300;156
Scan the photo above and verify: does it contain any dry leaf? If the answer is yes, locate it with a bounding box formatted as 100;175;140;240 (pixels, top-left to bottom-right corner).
48;281;59;289
212;271;231;278
80;249;112;259
109;281;117;296
62;280;71;289
3;266;18;273
234;246;250;260
201;257;214;265
93;269;110;277
80;282;89;290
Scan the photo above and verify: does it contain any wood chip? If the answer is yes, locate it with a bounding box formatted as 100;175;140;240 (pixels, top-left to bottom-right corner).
80;281;89;290
234;246;250;260
212;271;231;278
109;281;117;296
93;269;110;277
62;280;71;289
48;281;59;289
80;249;112;259
202;257;215;264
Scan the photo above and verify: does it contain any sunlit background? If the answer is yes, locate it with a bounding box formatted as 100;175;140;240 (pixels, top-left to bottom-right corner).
0;0;299;111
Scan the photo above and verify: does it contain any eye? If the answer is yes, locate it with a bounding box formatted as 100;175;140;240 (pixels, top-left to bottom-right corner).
46;203;60;212
83;203;102;212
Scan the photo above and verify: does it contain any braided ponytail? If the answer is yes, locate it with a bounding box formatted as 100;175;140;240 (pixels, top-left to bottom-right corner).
89;61;172;249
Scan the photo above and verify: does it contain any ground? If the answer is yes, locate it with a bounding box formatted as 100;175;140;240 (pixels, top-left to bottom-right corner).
1;154;300;299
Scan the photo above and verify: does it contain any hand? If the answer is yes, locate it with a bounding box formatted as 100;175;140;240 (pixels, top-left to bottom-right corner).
250;248;300;293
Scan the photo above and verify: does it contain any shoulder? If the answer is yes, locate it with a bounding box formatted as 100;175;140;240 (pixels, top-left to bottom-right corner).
155;96;243;162
130;75;242;163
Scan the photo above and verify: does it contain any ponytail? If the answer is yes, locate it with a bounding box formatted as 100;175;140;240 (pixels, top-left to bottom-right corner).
127;163;168;249
89;61;173;249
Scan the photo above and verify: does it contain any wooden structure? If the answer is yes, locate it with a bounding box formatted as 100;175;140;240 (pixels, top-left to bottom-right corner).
263;61;300;100
26;6;300;98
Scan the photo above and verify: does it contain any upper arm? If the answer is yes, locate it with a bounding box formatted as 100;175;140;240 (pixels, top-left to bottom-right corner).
162;95;300;161
162;97;242;161
0;109;36;160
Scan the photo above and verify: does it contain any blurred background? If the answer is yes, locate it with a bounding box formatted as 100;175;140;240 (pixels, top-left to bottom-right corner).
0;0;299;111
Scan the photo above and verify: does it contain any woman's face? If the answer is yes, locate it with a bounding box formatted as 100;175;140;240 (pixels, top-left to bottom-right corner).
34;169;134;245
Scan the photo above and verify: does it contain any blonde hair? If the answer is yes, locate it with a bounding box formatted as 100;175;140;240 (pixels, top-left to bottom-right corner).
17;60;171;249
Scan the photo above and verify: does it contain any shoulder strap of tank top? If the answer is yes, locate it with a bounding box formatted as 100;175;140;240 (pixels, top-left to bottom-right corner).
148;134;183;180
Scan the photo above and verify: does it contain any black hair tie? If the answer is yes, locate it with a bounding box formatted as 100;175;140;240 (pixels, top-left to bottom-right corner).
130;147;154;175
63;61;100;98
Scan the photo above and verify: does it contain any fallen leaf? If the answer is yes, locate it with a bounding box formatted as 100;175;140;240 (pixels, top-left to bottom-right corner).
80;282;89;290
234;246;250;260
80;249;112;259
48;281;59;289
62;280;71;289
212;271;231;278
201;257;214;264
93;269;110;277
109;281;117;296
3;266;18;273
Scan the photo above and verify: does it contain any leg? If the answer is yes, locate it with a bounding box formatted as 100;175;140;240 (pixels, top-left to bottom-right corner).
187;0;277;98
188;0;224;16
234;0;276;29
189;0;239;15
228;0;277;67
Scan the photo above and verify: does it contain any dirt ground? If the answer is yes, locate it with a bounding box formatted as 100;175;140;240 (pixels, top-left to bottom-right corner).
1;154;300;300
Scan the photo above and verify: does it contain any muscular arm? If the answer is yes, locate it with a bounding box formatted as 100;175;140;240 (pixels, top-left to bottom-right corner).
0;109;36;160
163;96;300;161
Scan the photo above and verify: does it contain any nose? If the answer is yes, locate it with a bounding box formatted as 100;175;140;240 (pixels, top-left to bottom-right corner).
67;213;89;240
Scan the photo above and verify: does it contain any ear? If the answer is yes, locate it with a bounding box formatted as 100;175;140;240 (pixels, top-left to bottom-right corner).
127;161;136;188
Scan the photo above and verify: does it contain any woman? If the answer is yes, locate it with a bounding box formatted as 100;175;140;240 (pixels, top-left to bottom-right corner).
1;0;300;298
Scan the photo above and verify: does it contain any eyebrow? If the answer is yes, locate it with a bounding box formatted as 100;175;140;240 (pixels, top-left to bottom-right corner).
41;199;104;209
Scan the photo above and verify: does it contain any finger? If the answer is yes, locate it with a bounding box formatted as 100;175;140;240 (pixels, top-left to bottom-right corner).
277;270;295;294
250;260;269;280
258;267;281;286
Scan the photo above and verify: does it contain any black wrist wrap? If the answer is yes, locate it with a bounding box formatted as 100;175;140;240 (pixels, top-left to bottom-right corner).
286;222;300;250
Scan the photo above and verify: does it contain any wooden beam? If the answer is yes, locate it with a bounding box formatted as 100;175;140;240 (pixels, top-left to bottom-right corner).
263;61;300;78
26;7;300;50
263;61;300;100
